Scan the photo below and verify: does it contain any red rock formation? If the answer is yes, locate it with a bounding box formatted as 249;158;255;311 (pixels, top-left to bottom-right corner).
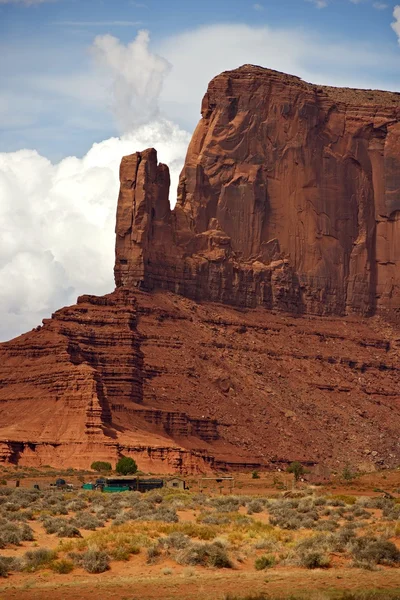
115;65;400;316
1;65;400;472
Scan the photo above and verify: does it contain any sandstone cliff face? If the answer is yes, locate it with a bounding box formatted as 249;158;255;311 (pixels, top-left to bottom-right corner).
115;65;400;316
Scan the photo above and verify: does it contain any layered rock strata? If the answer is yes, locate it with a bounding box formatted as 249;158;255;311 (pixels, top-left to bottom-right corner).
1;288;400;471
115;65;400;316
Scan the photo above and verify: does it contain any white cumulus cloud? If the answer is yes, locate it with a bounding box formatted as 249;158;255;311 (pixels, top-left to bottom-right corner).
392;5;400;42
0;122;190;342
91;30;171;132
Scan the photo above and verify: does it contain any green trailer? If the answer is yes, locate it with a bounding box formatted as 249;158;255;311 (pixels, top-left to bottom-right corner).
103;485;130;493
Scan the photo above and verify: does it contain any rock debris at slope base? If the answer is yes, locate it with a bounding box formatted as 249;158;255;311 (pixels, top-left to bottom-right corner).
115;65;400;317
1;65;400;471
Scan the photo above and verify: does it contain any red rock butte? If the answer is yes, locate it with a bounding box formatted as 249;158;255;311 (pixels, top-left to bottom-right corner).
1;65;400;473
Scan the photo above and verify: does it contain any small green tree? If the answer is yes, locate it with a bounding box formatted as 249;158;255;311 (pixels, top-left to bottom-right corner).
287;461;305;482
342;464;355;481
252;470;260;479
90;461;112;473
116;456;138;475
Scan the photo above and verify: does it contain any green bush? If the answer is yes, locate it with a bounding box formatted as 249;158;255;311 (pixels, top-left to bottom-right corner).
91;461;112;473
299;550;330;569
254;554;275;570
50;559;74;574
287;461;305;481
115;456;137;475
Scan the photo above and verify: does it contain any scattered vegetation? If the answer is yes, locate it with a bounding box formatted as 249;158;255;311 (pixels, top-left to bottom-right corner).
90;461;112;473
115;456;138;475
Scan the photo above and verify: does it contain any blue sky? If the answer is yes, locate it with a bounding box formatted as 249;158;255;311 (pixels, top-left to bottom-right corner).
1;0;400;342
1;0;400;160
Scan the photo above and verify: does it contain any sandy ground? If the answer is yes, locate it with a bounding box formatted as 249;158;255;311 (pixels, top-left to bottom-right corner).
1;566;400;600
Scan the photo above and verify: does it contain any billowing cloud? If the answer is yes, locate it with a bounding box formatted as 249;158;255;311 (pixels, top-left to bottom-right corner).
392;5;400;41
91;30;171;132
0;122;190;342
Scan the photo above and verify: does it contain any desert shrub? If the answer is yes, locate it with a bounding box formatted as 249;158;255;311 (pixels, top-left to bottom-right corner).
210;496;241;512
0;558;8;578
200;513;230;526
72;511;104;530
42;517;67;534
57;524;82;538
253;538;280;552
252;471;260;479
50;559;74;574
147;545;161;564
254;554;275;570
329;498;345;507
349;536;400;566
112;514;129;527
299;551;330;569
351;506;370;518
316;520;339;532
110;544;140;561
314;497;326;506
247;500;263;514
382;503;400;520
91;461;112;473
24;548;57;572
177;542;232;568
115;456;137;475
66;499;87;512
160;532;190;550
81;549;110;573
0;521;33;546
330;495;357;506
19;523;34;541
0;556;23;577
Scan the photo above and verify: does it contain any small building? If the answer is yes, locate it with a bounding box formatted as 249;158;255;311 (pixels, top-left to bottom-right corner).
165;477;187;490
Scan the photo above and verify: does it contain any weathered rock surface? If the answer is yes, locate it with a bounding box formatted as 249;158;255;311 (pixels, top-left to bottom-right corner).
115;65;400;316
1;65;400;472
